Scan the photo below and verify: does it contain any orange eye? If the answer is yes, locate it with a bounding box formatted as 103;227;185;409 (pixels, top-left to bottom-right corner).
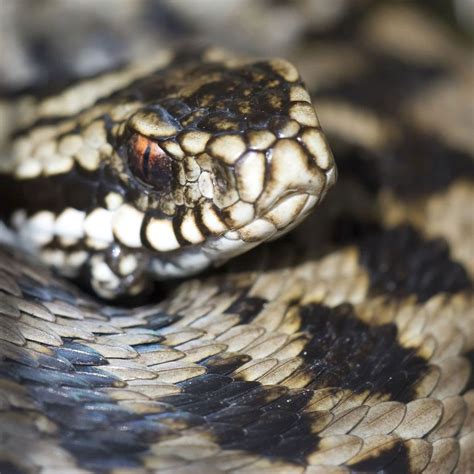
127;133;173;190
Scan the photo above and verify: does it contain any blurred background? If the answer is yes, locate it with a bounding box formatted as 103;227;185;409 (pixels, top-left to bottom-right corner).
1;0;472;92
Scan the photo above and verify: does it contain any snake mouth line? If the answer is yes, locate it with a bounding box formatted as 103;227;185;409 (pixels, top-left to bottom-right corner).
150;191;319;279
258;190;319;217
223;192;318;243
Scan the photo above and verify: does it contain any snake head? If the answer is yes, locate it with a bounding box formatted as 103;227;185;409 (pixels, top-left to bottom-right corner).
2;50;336;298
114;52;336;280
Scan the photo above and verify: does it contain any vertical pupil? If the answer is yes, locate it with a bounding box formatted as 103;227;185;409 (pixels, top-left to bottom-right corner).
142;143;151;179
128;133;173;191
128;134;157;182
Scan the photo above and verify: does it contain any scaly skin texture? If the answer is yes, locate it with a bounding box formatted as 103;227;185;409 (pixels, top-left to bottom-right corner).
0;3;473;473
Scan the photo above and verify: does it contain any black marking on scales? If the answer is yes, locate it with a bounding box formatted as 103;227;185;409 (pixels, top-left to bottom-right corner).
0;263;423;470
297;302;431;403
0;168;106;218
358;225;472;302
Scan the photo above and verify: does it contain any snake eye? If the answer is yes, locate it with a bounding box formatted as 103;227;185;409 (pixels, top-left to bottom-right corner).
127;133;173;190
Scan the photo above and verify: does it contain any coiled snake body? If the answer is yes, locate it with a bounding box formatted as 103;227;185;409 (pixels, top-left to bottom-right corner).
0;9;473;474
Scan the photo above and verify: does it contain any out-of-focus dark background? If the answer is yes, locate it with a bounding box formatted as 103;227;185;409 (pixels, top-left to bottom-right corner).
1;0;472;92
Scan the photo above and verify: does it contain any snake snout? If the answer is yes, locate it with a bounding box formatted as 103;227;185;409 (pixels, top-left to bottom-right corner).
222;131;336;244
256;134;336;215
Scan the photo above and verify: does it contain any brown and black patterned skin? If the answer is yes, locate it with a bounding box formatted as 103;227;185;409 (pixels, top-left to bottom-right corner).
0;3;473;474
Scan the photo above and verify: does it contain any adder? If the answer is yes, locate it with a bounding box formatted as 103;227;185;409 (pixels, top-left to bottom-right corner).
0;4;473;474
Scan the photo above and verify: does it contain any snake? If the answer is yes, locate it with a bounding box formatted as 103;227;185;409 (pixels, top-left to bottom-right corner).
0;4;473;474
